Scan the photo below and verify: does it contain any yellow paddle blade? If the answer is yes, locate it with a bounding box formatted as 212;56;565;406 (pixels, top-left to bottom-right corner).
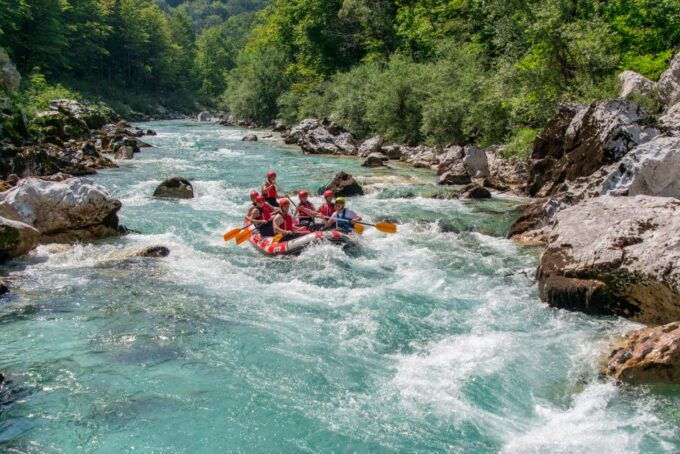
223;228;242;242
271;233;284;244
235;228;254;245
353;223;364;235
374;221;397;234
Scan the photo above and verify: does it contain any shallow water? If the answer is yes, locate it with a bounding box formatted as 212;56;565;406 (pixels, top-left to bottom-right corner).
1;121;678;453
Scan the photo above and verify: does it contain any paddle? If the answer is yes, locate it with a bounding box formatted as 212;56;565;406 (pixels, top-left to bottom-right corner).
223;227;242;241
235;225;255;245
270;233;284;244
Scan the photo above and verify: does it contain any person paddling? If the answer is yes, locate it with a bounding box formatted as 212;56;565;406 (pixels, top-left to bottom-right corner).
248;195;275;236
261;171;279;207
244;191;260;225
273;198;302;241
294;190;318;228
319;190;335;219
325;197;362;232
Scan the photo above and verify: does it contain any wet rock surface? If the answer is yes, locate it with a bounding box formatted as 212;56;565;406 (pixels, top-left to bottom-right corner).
320;171;363;197
153;177;194;199
603;322;680;385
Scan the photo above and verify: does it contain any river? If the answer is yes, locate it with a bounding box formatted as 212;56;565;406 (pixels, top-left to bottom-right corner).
1;121;678;452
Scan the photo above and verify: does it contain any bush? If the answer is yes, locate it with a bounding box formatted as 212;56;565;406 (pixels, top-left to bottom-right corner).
17;72;82;117
501;128;539;159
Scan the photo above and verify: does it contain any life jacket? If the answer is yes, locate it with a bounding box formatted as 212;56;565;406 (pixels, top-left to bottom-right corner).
279;212;293;231
319;202;334;218
260;203;272;221
335;208;352;230
299;200;315;220
264;182;277;198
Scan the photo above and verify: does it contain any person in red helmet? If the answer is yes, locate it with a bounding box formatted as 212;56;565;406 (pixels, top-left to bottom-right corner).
244;191;260;225
247;195;275;236
319;190;335;219
294;190;317;227
273;198;302;241
261;171;279;206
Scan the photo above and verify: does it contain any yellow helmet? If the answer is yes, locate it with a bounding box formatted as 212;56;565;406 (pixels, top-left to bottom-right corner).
335;197;346;205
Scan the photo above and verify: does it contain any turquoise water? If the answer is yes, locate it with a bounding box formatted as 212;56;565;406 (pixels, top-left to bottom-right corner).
1;121;678;453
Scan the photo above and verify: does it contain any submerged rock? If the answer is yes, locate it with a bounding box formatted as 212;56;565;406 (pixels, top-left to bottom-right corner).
241;134;258;142
537;196;680;325
361;153;387;167
603;322;680;385
134;245;170;258
153;177;194;199
321;171;363;196
462;183;491;199
0;177;121;243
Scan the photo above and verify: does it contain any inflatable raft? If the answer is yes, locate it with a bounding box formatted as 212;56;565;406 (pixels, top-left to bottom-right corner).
249;229;354;256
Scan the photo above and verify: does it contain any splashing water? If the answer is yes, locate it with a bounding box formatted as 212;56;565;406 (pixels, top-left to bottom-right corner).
0;121;678;452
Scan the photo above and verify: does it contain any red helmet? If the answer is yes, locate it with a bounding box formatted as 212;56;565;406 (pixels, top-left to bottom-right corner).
298;190;308;199
278;198;290;206
267;171;276;179
323;190;334;199
250;191;259;201
255;195;265;203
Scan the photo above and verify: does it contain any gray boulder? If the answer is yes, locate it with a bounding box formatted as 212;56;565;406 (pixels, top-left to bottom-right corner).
114;145;135;159
383;145;402;160
242;134;258;142
659;51;680;109
438;161;471;185
197;111;211;122
462;183;491;199
0;177;121;243
462;145;489;178
361;153;388;167
321;171;363;196
0;47;20;92
600;136;680;199
659;102;680;135
0;216;40;261
153;177;194;199
358;136;383;157
618;70;657;99
537;196;680;325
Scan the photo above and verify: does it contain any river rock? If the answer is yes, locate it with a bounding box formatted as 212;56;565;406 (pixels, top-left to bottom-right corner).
358;136;383;157
0;177;122;243
242;134;258;142
618;70;657;100
197;111;211;122
659;103;680;135
438;161;471;185
603;322;680;385
153;177;194;199
462;145;489;178
0;47;20;92
31;110;90;141
0;216;40;261
462;183;491;199
527;100;659;197
114;145;135;159
362;153;387;167
486;151;528;187
321;171;363;196
537;196;680;325
659;51;680;109
383;145;402;160
599;136;680;198
49;99;115;130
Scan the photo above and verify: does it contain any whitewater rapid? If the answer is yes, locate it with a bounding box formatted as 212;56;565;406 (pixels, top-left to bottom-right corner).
0;121;677;452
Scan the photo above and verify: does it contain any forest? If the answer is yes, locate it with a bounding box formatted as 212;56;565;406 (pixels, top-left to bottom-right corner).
2;0;680;153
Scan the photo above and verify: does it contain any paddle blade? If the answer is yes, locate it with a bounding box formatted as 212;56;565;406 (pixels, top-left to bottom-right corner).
271;233;284;244
223;228;242;242
235;228;254;245
374;221;397;234
353;223;364;235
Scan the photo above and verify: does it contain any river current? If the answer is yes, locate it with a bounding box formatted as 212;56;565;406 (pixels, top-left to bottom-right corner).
0;121;678;452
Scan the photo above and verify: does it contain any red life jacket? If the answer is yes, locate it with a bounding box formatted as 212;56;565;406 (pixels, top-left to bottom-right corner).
299;200;314;218
260;204;272;221
319;202;334;218
264;182;277;198
281;212;293;230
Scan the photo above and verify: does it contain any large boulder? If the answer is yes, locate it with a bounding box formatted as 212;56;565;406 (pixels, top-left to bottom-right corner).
197;111;211;122
241;134;258;142
485;150;528;187
31;110;89;141
358;136;383;157
321;171;363;196
603;322;680;385
0;177;122;242
0;216;40;261
153;177;194;199
438;161;471;186
659;102;680;135
0;47;20;92
599;136;680;199
361;153;387;167
462;183;491;199
461;145;489;178
527;100;659;197
618;70;657;100
659;51;680;109
49;99;115;130
537;196;680;325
